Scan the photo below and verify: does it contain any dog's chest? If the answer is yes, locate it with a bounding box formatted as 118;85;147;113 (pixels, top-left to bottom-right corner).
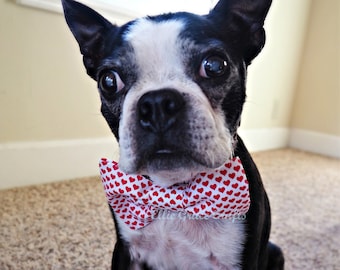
118;213;245;270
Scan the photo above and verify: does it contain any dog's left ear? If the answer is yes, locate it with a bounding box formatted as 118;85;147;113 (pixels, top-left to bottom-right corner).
208;0;272;64
62;0;117;79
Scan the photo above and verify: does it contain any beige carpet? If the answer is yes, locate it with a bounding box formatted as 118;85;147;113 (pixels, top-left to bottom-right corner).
0;149;339;269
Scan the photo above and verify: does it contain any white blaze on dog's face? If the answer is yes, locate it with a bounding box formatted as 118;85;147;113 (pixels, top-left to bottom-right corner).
117;18;234;186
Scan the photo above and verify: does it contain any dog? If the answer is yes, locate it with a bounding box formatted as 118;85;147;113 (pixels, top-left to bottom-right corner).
62;0;284;269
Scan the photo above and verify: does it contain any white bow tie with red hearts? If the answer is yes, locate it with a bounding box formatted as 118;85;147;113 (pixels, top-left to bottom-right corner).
99;157;250;230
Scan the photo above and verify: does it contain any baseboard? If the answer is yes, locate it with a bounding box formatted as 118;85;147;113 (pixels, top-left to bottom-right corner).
238;127;290;152
289;129;340;159
0;138;119;190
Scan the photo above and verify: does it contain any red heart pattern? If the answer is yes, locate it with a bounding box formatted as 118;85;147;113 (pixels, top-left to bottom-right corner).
99;157;250;230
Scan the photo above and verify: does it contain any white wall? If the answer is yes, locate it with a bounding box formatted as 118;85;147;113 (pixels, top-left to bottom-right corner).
239;0;312;151
289;0;340;157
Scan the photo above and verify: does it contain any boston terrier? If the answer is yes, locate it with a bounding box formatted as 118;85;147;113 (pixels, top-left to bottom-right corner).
62;0;284;269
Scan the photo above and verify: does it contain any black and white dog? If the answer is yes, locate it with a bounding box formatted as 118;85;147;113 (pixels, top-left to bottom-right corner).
62;0;284;269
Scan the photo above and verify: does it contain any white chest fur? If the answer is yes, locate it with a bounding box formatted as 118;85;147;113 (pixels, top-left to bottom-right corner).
118;212;246;270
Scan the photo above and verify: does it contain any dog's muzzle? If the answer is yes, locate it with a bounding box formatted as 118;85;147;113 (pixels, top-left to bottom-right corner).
118;86;233;185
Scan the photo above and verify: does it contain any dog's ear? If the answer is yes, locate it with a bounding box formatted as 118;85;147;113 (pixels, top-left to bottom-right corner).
208;0;272;64
62;0;116;78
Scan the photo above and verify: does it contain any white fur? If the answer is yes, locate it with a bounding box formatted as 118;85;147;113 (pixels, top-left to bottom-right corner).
118;213;245;270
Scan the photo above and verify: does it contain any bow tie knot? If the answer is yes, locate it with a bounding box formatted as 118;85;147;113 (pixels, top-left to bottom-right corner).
99;157;250;230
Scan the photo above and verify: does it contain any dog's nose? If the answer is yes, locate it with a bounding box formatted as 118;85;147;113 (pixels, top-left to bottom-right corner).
137;89;185;133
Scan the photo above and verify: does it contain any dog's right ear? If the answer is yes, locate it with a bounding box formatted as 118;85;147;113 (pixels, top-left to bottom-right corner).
62;0;117;79
208;0;272;65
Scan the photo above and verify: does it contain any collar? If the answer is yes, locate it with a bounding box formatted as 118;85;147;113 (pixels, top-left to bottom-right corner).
99;157;250;230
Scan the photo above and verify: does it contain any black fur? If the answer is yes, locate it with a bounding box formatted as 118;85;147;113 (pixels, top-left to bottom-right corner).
62;0;284;269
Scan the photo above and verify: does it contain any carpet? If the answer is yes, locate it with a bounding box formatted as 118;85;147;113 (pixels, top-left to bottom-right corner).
0;149;339;269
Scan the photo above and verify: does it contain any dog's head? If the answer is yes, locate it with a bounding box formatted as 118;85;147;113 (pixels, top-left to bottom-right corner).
62;0;271;186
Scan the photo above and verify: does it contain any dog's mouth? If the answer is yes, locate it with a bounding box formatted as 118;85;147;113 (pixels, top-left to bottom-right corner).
147;148;197;170
155;149;174;154
118;127;234;187
134;147;214;187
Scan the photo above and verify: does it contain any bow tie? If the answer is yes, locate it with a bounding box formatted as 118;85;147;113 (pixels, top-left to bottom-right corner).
99;157;250;230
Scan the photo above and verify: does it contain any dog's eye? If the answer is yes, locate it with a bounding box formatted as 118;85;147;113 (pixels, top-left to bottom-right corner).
200;55;228;78
99;70;124;95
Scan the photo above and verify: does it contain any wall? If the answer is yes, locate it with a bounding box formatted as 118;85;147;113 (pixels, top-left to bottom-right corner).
0;1;112;142
239;0;312;151
0;0;311;189
289;0;340;157
0;0;116;189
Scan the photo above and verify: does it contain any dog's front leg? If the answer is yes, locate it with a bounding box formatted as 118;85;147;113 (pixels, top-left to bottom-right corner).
111;240;132;270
